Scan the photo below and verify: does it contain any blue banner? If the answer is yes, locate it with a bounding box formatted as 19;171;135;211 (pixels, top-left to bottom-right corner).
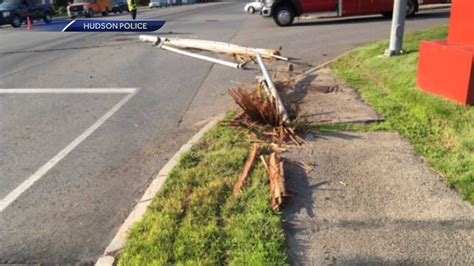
63;20;165;32
30;19;165;32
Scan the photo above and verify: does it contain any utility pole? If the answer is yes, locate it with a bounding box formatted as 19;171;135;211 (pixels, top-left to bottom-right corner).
385;0;407;56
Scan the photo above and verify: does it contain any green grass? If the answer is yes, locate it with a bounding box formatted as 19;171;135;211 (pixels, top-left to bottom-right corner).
119;119;288;265
331;26;474;203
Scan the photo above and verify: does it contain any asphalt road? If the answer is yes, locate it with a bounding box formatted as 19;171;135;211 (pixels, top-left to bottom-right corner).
0;2;450;264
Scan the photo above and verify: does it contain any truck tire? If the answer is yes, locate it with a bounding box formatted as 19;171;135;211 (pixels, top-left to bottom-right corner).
43;11;52;24
406;0;417;17
273;5;294;27
248;6;255;14
381;12;392;19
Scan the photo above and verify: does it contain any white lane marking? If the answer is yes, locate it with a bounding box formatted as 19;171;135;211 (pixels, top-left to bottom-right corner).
0;88;137;94
0;88;139;213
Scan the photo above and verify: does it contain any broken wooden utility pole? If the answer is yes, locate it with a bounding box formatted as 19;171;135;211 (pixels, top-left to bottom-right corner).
140;35;243;69
159;44;243;69
139;35;288;61
160;37;288;61
256;54;289;124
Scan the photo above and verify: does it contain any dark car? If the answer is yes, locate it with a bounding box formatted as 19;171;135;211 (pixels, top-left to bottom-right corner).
0;0;54;28
111;0;127;13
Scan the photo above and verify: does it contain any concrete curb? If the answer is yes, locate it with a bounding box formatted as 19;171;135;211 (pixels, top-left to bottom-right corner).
301;48;355;76
95;114;224;266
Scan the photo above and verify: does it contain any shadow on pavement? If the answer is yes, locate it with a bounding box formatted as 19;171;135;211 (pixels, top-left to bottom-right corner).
283;161;318;265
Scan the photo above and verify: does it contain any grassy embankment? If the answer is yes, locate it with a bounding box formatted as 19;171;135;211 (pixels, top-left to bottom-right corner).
119;118;288;265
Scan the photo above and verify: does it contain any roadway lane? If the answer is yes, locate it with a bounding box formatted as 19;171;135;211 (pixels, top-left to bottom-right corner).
0;2;450;264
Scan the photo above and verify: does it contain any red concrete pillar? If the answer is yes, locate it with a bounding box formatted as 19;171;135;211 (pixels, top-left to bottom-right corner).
417;0;474;105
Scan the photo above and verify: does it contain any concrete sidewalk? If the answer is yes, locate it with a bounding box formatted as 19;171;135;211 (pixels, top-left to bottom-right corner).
283;132;474;265
282;68;474;265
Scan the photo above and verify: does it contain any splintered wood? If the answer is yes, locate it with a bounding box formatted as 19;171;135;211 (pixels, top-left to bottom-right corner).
234;150;287;211
229;62;307;211
233;145;260;196
229;87;282;127
267;153;286;211
229;112;304;147
231;53;255;65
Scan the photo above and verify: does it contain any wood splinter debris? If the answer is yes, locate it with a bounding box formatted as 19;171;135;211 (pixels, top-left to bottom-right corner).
233;145;260;196
259;155;269;173
268;153;287;211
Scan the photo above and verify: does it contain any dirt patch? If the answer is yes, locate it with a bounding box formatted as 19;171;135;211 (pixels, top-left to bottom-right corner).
286;68;383;124
282;132;474;265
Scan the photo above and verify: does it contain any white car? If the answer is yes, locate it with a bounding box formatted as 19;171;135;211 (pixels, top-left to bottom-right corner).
244;1;263;14
149;0;166;8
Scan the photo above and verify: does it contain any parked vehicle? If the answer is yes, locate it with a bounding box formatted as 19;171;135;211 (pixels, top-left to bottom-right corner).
0;0;54;28
149;0;166;8
67;0;112;18
245;1;263;14
111;0;128;13
262;0;451;26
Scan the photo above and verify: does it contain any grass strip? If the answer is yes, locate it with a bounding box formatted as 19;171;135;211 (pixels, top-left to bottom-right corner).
119;119;288;265
330;26;474;203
